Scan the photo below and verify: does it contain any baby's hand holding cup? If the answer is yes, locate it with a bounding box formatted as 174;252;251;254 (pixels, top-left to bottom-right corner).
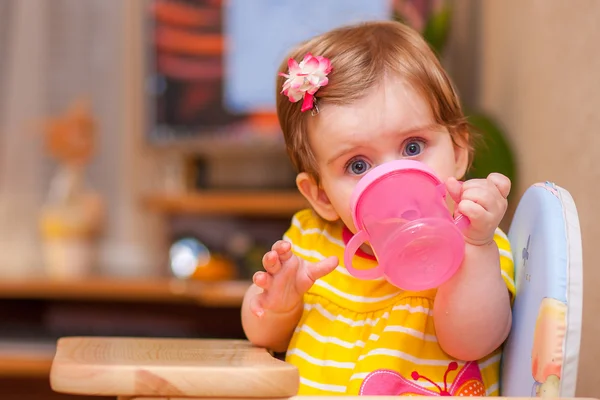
446;173;511;246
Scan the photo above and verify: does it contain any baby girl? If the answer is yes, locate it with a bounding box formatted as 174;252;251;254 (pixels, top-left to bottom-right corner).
241;20;515;396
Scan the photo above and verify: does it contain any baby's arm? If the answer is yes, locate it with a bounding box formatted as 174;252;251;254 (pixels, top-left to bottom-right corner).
241;240;338;352
434;174;512;361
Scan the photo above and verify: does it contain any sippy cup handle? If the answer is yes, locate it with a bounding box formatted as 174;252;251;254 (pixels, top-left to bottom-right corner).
344;230;384;279
439;180;471;232
454;213;470;231
452;181;470;232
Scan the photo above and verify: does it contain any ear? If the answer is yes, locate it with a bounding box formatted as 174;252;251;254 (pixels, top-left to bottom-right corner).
296;172;339;222
453;139;469;180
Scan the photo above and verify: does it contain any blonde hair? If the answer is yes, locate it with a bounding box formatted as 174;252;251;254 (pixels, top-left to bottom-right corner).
275;20;474;182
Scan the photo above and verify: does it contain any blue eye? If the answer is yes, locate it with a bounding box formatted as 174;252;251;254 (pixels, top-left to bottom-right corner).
403;140;425;157
346;158;371;175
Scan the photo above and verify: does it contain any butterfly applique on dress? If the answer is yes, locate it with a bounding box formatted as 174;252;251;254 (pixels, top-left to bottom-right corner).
359;361;486;396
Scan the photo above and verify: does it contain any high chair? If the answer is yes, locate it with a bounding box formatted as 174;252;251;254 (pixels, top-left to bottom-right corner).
48;182;586;399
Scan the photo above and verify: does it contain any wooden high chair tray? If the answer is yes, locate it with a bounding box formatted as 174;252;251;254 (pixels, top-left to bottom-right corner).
50;337;299;398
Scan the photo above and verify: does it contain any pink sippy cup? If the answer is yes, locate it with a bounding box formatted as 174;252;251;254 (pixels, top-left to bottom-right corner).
343;159;469;291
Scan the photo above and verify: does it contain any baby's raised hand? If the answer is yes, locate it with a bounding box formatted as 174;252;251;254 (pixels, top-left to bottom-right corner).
250;240;338;318
446;173;511;246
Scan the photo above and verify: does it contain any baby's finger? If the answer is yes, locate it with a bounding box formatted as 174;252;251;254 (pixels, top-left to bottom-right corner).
460;178;487;190
262;250;282;274
249;294;265;318
306;256;339;283
461;186;495;211
487;173;511;199
457;199;487;222
252;271;273;291
445;177;463;204
272;240;293;262
296;256;338;294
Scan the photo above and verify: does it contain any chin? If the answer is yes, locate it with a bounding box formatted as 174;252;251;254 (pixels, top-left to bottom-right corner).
339;216;357;233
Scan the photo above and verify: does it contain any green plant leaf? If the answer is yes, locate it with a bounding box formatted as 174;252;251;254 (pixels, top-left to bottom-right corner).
466;112;517;197
422;3;452;54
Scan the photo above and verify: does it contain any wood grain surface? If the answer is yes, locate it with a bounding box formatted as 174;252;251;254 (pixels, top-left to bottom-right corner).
50;337;298;398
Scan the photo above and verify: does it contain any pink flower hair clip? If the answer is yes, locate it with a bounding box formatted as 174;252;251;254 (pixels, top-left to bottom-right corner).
279;53;332;114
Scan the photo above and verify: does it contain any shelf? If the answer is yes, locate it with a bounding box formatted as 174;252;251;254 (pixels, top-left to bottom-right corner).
142;190;308;216
0;340;56;377
0;277;251;307
0;278;253;378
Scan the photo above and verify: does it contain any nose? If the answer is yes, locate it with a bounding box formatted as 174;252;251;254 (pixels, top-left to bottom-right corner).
380;155;404;165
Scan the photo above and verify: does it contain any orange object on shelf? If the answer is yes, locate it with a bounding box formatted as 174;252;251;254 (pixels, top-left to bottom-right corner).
191;254;237;282
43;99;96;167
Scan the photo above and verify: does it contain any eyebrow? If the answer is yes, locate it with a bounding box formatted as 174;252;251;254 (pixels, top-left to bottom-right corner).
326;123;441;165
327;146;363;166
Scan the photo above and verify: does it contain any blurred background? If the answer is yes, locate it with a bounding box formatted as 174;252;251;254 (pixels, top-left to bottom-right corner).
0;0;598;398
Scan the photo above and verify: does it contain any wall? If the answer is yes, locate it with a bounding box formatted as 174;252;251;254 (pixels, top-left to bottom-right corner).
476;1;600;396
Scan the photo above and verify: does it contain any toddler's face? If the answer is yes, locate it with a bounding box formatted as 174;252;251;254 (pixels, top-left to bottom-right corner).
304;76;468;235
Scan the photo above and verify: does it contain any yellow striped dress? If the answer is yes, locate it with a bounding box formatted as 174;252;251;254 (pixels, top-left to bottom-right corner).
283;209;515;396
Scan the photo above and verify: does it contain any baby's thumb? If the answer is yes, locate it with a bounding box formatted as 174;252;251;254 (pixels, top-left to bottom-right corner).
306;256;339;283
445;177;463;204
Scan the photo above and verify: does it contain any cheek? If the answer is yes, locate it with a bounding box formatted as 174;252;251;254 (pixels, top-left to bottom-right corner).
422;159;455;182
323;178;358;230
420;150;458;182
328;186;352;215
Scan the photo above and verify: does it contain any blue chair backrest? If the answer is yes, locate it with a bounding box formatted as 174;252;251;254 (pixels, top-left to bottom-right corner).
500;182;583;397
